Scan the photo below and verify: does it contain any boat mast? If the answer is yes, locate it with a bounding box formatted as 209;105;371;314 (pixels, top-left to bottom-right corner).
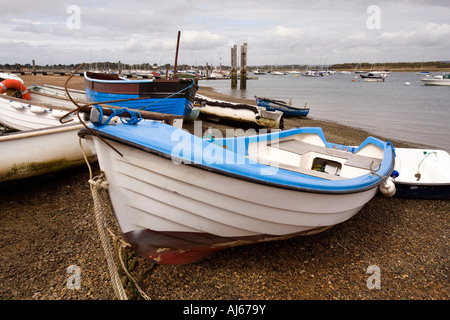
173;31;181;79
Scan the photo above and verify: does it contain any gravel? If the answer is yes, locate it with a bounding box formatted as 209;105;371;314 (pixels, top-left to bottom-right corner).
0;75;448;301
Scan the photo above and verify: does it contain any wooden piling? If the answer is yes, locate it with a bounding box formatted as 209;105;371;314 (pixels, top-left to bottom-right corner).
240;43;247;90
231;45;237;89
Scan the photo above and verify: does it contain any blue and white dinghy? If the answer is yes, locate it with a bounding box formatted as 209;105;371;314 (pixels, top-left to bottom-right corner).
79;111;396;265
392;148;450;199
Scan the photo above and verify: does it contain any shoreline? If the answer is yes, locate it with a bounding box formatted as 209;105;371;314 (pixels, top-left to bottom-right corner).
0;75;448;301
197;86;423;150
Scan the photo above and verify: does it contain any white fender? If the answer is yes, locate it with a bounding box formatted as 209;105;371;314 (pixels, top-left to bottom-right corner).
379;177;396;197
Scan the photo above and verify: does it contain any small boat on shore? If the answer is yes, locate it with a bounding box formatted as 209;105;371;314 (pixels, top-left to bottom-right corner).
84;71;198;118
79;112;396;264
255;96;310;117
0;87;83;131
0;123;95;185
420;74;450;86
195;94;283;129
393;148;450;199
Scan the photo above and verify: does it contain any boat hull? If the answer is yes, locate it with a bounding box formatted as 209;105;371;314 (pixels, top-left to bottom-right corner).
0;124;95;184
195;95;282;128
420;79;450;86
84;72;198;118
82;124;392;264
0;93;81;130
393;148;450;199
393;183;450;199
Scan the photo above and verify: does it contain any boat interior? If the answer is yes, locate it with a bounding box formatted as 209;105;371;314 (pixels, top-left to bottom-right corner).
217;131;384;181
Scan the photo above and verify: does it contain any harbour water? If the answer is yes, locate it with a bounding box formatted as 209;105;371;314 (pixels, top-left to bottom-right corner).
201;72;450;152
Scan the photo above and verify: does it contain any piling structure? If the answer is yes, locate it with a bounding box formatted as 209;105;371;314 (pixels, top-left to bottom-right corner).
231;45;237;88
240;43;247;90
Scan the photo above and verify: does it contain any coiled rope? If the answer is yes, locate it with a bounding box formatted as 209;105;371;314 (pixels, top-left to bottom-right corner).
90;105;142;126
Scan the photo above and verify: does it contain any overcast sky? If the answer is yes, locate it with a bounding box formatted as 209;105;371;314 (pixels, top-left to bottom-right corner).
1;0;449;67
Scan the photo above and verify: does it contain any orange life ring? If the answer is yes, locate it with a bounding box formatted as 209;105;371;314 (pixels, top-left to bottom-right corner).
0;79;30;100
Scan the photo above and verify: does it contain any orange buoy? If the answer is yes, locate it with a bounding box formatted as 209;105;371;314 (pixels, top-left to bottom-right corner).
0;79;30;100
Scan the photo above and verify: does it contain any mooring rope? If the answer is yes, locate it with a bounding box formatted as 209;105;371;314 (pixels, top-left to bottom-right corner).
79;138;151;300
88;174;128;300
137;78;195;110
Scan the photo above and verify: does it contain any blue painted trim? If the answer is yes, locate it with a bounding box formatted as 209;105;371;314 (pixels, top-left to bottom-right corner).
90;122;395;194
85;87;192;117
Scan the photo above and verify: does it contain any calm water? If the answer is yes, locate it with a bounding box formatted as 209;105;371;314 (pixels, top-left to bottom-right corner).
200;72;450;152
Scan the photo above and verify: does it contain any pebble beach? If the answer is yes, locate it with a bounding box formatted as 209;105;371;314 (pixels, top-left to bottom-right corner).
0;75;448;302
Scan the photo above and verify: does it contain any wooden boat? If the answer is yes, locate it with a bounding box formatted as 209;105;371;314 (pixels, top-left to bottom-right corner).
195;94;283;128
0;123;95;185
392;148;450;199
255;96;310;117
421;74;450;86
84;71;199;118
79;115;396;265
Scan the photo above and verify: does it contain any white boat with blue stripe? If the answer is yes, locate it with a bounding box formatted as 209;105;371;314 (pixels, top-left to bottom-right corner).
79;109;396;264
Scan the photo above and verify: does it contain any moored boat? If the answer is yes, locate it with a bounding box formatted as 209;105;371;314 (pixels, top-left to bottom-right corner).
255;96;310;117
393;148;450;199
84;71;198;118
420;74;450;86
360;72;386;82
79;113;396;265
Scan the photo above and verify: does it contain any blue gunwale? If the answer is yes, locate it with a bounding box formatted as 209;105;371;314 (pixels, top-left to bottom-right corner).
87;121;395;194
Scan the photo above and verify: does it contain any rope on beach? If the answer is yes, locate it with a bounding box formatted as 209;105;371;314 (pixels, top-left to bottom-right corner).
79;138;151;300
88;174;128;300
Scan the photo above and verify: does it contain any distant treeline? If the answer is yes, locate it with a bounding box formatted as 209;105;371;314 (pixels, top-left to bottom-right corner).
1;61;449;72
329;61;450;70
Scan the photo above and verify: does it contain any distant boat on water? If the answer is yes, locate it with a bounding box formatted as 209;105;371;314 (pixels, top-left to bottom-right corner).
360;72;387;82
421;74;450;86
253;70;266;75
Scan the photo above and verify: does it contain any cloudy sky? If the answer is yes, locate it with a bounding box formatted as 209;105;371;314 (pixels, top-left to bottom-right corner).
1;0;449;67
